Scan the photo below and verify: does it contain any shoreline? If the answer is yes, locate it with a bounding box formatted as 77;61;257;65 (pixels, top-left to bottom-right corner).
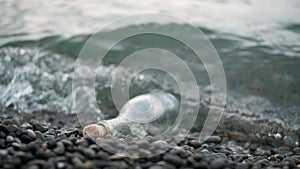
0;111;299;169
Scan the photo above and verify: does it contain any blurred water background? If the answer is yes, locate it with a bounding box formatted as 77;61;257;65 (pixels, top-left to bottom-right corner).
0;0;299;143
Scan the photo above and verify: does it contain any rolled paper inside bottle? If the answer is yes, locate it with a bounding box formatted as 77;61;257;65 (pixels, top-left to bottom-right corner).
82;123;107;137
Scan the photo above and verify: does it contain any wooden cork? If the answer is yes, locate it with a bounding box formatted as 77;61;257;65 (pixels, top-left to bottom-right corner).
82;124;107;137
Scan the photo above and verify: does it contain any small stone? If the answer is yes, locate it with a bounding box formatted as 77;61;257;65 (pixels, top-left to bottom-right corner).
99;142;117;154
61;139;73;147
0;124;9;135
256;159;270;167
211;158;227;169
63;128;79;136
21;134;33;143
293;147;300;154
124;135;133;143
291;156;300;164
149;166;165;169
27;159;46;166
27;165;39;169
163;154;184;166
0;149;8;156
282;158;297;167
12;142;21;149
6;135;14;143
139;149;152;157
57;162;67;169
136;139;150;149
26;129;36;139
188;140;201;148
7;124;19;133
21;123;33;130
153;140;169;150
11;119;21;127
34;131;43;140
206;136;222;143
0;131;6;138
32;122;47;132
54;142;65;155
84;148;96;159
72;157;83;167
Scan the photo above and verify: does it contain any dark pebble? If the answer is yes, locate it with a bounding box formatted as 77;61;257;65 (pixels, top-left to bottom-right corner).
256;159;270;167
11;119;21;127
293;147;300;154
206;136;222;143
84;148;96;159
6;124;19;132
34;131;43;140
210;158;227;169
63;128;79;136
0;139;6;148
0;131;6;138
0;124;9;135
54;142;65;155
163;154;184;166
21;134;33;143
32;122;48;132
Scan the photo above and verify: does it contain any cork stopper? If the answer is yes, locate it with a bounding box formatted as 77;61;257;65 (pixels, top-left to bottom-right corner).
82;124;107;137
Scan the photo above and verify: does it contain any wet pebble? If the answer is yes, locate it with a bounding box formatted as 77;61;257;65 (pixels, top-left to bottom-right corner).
163;153;185;166
6;135;14;143
32;122;48;132
34;131;43;140
206;136;222;143
54;142;65;155
26;129;36;139
210;158;227;169
293;147;300;154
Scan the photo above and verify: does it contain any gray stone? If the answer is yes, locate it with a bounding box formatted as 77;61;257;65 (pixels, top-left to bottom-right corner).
34;131;43;140
26;129;36;139
210;158;227;169
84;148;96;159
206;136;222;143
293;147;300;154
6;135;14;143
54;142;65;155
163;153;184;166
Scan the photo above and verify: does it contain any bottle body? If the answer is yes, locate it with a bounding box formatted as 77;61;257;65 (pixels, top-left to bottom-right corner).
98;91;179;138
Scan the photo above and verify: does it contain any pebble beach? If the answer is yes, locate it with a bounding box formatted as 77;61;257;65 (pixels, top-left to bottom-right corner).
0;112;299;169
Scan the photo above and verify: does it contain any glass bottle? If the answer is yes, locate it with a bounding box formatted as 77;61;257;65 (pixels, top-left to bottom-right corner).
83;90;179;138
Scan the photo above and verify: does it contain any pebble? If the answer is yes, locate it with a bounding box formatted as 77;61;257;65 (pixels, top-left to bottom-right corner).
293;147;300;154
153;140;169;150
34;131;44;140
6;135;14;143
26;129;36;139
206;136;222;143
54;142;65;155
135;139;150;149
21;123;33;129
0;115;299;169
188;140;201;148
290;156;300;164
32;122;48;132
84;148;96;159
210;158;227;169
163;153;184;166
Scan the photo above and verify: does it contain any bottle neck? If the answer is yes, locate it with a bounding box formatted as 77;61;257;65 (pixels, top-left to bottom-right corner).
98;116;130;135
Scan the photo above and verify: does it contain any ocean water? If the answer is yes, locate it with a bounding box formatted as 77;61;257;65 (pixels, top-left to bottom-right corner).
0;0;299;141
